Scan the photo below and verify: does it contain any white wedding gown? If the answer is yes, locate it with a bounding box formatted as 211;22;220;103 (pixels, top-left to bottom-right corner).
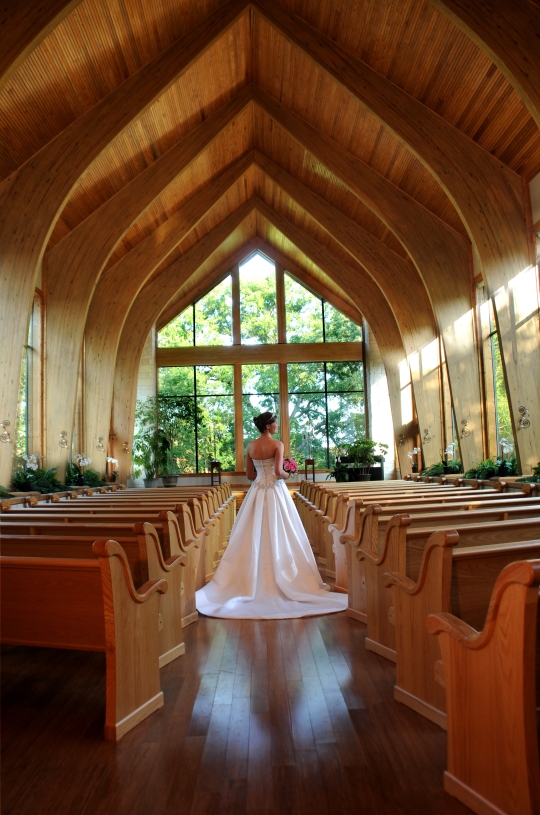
195;458;348;619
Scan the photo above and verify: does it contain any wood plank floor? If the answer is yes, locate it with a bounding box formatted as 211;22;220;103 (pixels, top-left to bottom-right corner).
1;613;472;815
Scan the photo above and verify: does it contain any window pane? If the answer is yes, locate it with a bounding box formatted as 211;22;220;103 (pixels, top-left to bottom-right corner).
158;366;195;396
327;392;365;454
326;361;364;392
158;308;193;348
285;275;324;343
196;365;234;395
15;349;28;459
195;276;232;346
197;395;235;472
158;396;197;473
324;302;362;342
240;253;277;344
288;362;325;394
288;392;328;469
242;363;280;395
242;363;279;455
491;331;514;445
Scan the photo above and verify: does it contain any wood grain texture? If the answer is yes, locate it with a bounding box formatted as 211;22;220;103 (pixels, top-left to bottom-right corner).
254;150;442;465
81;154;253;478
0;0;249;485
427;559;540;815
253;87;484;469
430;0;540;131
0;0;83;89
112;199;256;482
252;3;539;469
45;90;253;476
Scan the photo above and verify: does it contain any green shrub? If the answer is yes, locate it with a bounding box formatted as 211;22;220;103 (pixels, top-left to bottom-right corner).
465;456;519;479
0;485;13;498
517;461;540;483
11;467;66;494
65;463;106;487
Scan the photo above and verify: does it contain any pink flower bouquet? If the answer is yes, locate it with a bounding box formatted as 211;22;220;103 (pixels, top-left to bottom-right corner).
283;457;298;475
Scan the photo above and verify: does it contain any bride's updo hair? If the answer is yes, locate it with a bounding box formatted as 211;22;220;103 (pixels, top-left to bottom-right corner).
253;412;277;433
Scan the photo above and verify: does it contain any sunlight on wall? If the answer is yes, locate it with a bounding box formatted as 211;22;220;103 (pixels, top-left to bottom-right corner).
420;338;439;375
508;266;539;328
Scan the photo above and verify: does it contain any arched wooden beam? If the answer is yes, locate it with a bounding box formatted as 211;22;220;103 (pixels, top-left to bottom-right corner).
253;3;539;469
79;153;254;478
45;87;253;475
254;87;483;468
254;150;443;465
254;197;417;474
0;0;248;486
112;199;256;482
0;0;83;90
429;0;540;129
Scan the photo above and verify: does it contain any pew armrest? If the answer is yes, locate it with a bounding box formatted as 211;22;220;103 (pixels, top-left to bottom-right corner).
383;570;416;593
427;558;540;650
92;539;168;603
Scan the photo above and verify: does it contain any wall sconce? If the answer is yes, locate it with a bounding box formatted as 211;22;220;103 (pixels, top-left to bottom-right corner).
423;428;433;444
96;437;105;452
397;434;405;447
0;420;12;443
58;430;69;449
122;442;130;454
517;406;530;430
461;419;471;438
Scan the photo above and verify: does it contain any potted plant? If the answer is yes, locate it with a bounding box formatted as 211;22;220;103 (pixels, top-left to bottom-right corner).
135;395;198;487
132;427;169;488
11;454;66;494
330;438;389;482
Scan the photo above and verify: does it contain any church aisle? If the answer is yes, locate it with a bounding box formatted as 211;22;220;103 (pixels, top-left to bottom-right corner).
1;613;470;815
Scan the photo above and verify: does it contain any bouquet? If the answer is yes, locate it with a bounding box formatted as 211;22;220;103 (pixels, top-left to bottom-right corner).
283;457;298;476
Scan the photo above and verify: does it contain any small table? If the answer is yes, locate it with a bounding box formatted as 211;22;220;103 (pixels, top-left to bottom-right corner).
304;458;315;482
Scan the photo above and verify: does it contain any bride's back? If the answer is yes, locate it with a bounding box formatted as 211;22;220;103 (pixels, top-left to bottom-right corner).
247;436;280;461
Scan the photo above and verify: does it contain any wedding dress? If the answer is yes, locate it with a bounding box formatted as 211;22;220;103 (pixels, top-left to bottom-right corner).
195;458;348;619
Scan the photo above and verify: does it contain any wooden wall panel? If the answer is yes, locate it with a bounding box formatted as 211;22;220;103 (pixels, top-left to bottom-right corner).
255;199;416;474
82;159;254;477
254;3;539;470
112;200;256;482
44;90;252;476
254;153;443;465
0;0;248;486
254;88;484;469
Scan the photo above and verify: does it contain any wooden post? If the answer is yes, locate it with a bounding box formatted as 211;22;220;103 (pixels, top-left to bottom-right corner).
275;262;287;344
279;362;290;456
231;264;240;346
234;363;244;472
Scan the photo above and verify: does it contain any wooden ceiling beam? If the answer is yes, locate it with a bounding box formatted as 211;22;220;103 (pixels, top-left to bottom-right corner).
0;0;249;485
45;88;253;475
251;238;364;328
0;0;84;90
429;0;540;131
253;196;415;472
253;86;483;467
111;199;256;480
254;151;444;465
253;2;539;469
253;0;527;278
79;155;254;477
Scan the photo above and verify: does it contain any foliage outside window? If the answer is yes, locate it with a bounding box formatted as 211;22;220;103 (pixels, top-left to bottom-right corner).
242;364;280;455
491;330;514;448
239;255;278;344
157;365;235;472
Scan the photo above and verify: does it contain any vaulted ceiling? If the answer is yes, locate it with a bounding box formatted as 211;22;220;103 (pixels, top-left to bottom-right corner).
2;0;539;330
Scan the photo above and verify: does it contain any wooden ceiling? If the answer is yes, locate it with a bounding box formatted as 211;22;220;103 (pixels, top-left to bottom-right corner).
2;0;539;324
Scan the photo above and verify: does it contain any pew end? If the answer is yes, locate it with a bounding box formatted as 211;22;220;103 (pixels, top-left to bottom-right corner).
427;559;540;815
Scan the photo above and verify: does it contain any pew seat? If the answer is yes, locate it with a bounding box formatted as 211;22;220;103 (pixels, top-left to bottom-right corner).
0;541;167;740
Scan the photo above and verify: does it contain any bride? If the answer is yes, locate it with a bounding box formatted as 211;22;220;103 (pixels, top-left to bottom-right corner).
195;412;348;619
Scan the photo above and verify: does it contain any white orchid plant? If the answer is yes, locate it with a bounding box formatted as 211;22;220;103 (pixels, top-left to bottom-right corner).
24;453;40;471
74;453;92;471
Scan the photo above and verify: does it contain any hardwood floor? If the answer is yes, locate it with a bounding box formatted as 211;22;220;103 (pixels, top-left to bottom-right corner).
1;613;471;815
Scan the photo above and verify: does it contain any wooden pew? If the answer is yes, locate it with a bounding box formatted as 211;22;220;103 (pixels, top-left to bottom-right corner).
1;521;187;666
356;514;540;663
1;541;167;740
426;559;540;815
383;532;540;728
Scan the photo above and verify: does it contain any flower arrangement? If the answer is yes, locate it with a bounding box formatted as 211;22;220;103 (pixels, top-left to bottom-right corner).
25;454;40;471
407;447;421;472
11;454;65;494
283;457;298;476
